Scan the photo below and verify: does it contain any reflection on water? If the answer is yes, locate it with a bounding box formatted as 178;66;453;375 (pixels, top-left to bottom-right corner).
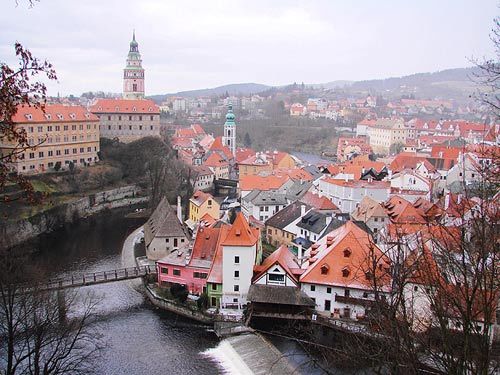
25;208;220;375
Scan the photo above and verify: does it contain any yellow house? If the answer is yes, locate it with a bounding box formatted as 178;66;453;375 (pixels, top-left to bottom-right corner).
188;190;220;223
238;151;296;177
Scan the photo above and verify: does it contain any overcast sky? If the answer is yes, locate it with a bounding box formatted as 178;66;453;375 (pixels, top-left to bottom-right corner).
1;0;497;96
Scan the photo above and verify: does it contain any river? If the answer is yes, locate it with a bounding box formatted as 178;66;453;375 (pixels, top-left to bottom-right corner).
28;207;221;375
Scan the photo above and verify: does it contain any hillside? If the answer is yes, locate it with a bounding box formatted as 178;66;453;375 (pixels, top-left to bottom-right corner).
347;67;483;101
148;83;271;102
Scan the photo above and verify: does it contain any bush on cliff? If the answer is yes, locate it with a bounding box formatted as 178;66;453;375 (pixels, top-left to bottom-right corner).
170;283;188;303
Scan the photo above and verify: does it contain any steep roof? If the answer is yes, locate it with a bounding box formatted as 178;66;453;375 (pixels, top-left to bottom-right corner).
390;152;427;172
206;224;230;284
299;192;339;211
144;197;187;246
190;190;214;207
188;226;220;268
351;196;387;221
209;136;233;160
253;245;303;284
242;190;288;206
384;196;427;224
12;104;98;123
91;99;159;114
265;201;311;230
300;221;390;289
204;152;229;167
221;212;259;246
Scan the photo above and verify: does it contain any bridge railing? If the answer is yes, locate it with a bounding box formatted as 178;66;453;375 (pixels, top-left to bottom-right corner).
13;265;157;292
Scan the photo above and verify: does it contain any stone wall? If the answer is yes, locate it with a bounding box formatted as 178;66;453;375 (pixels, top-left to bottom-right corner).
0;185;147;250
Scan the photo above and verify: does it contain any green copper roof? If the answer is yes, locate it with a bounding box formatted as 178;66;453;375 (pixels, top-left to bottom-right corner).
225;103;236;125
130;30;139;49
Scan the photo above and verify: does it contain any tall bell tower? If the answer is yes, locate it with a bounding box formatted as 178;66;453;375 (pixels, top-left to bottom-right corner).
223;103;236;157
123;31;145;99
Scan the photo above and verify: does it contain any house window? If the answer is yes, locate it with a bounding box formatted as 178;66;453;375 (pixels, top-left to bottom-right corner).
234;285;239;292
326;287;332;294
363;292;369;298
344;289;350;297
211;297;217;306
211;284;217;291
174;238;178;247
324;300;331;311
268;273;284;283
161;267;168;274
234;256;240;264
310;285;315;292
173;269;181;276
234;270;239;278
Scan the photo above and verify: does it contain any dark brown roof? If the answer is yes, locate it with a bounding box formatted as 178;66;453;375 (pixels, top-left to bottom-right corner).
144;197;188;246
265;201;311;230
247;285;315;307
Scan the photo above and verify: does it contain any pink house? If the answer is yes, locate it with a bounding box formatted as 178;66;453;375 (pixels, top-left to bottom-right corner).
156;225;224;295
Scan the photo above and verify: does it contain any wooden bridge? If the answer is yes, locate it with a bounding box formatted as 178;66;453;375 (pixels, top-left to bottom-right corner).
27;265;157;292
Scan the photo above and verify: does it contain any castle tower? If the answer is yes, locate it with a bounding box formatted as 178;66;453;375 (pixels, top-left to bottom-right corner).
223;103;236;156
123;31;145;100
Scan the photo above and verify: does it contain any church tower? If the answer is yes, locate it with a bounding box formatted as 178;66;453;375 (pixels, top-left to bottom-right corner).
223;103;236;157
123;31;145;100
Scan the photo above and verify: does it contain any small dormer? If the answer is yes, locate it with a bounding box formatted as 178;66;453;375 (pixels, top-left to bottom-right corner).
115;106;119;111
69;113;76;120
149;107;153;112
25;113;33;121
133;107;137;112
98;106;102;111
342;267;350;278
44;113;52;120
85;113;90;119
343;248;352;258
320;264;329;275
57;113;63;120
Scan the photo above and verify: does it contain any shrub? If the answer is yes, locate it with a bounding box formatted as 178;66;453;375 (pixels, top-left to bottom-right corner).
197;293;208;311
170;283;188;303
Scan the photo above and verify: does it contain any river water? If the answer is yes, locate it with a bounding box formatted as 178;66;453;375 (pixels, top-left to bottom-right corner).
28;207;221;375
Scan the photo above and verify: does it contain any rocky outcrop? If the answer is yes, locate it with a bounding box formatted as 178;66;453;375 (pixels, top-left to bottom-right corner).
0;185;147;250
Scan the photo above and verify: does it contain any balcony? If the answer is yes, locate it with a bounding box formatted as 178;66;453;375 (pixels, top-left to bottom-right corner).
335;294;374;307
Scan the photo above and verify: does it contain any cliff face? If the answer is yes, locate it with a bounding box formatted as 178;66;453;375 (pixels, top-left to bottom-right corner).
0;185;147;250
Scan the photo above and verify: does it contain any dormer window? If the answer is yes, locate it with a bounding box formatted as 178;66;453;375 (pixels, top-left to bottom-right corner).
69;113;76;120
115;106;119;111
45;114;51;120
343;248;352;258
25;114;33;120
320;264;329;275
132;107;137;112
57;114;63;120
98;106;102;111
148;107;153;112
342;267;350;278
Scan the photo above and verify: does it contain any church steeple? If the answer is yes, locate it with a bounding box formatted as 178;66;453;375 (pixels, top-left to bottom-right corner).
223;103;236;156
123;31;145;99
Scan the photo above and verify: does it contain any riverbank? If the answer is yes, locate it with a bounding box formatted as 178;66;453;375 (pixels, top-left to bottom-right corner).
120;225;299;374
1;185;148;250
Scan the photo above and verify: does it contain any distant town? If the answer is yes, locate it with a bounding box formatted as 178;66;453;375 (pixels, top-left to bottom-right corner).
1;29;499;374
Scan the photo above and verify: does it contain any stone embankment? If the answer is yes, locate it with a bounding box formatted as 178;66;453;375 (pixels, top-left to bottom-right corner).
1;185;147;250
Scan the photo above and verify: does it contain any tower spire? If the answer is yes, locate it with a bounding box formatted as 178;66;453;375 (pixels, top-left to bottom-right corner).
133;29;136;41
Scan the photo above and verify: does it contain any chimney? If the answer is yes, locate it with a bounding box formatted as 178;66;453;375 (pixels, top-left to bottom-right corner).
325;215;332;227
296;243;303;260
444;193;450;210
177;196;182;223
301;204;306;216
457;194;462;204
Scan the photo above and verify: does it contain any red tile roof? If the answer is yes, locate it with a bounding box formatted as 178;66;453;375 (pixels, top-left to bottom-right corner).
222;212;259;247
299;192;339;211
239;175;290;191
204;152;229;167
190;190;214;207
253;245;303;284
91;99;159;114
12;104;98;123
209;136;233;160
188;227;220;265
384;196;427;224
300;221;390;289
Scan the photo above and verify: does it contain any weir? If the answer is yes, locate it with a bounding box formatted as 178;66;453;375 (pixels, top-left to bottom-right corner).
213;333;297;375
